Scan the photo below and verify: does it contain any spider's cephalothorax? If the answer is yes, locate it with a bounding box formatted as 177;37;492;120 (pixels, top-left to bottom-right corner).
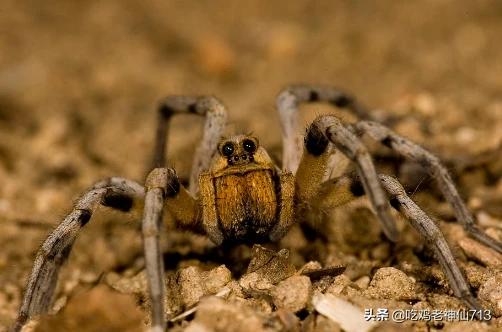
13;85;502;332
199;135;294;244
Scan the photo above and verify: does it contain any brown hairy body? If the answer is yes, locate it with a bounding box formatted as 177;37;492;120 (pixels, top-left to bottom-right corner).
214;170;278;242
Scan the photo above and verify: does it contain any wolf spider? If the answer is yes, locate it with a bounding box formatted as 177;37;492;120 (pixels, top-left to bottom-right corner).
12;85;501;331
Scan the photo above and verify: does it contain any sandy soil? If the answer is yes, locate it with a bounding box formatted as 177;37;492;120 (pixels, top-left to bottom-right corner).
0;1;501;331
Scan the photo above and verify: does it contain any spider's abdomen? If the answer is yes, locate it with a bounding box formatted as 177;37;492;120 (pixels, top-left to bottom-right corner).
213;170;278;242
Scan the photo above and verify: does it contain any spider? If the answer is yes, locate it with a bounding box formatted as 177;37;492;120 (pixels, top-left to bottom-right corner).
12;84;502;332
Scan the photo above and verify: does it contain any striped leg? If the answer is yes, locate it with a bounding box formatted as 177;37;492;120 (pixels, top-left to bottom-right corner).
277;84;371;174
152;96;227;195
142;168;170;332
12;178;144;332
142;167;202;331
379;175;480;310
355;120;502;254
316;174;480;310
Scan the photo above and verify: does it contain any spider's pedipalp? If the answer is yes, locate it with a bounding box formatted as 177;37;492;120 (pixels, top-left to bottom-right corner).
294;122;332;204
153;95;227;195
378;174;481;310
12;178;144;332
277;84;371;173
355;120;502;254
311;115;399;242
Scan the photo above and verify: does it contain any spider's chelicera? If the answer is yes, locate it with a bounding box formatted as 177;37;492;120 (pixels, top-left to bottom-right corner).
12;85;502;332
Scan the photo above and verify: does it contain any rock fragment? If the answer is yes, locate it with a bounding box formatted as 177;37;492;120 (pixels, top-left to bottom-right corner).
459;237;502;268
178;266;206;308
365;267;419;301
271;275;312;313
178;265;232;308
107;264;231;317
106;270;148;295
326;274;352;295
203;264;232;293
187;296;270;332
463;262;492;288
478;274;502;317
354;276;370;290
107;269;184;318
298;261;322;274
239;272;274;299
247;245;296;284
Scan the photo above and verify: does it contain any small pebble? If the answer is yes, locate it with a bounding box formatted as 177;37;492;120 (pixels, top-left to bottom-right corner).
271;275;312;313
188;296;268;332
247;245;296;284
366;267;418;301
478;274;502;317
458;237;502;268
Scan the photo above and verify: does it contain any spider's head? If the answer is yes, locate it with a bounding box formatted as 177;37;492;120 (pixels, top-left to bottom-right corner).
210;135;275;174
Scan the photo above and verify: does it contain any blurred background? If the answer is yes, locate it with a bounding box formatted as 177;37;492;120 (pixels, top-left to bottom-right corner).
0;0;501;329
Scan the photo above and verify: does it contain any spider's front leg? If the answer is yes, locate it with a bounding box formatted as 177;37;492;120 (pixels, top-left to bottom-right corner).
142;167;201;332
277;84;372;174
152;96;227;195
12;178;145;332
143;94;226;331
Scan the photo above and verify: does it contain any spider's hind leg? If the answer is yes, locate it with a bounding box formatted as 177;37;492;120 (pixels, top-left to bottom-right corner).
379;175;481;310
355;120;502;254
152;96;227;195
12;178;145;332
317;174;481;310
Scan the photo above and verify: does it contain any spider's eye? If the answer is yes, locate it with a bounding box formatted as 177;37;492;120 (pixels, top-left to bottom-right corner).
242;139;256;153
222;142;234;157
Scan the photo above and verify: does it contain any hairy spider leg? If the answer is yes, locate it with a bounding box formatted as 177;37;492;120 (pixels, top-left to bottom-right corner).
355;120;502;254
153;96;227;195
142;167;202;332
277;84;371;174
12;178;144;332
379;174;481;310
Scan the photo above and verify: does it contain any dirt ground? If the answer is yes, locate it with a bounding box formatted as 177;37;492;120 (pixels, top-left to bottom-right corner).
1;1;501;331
